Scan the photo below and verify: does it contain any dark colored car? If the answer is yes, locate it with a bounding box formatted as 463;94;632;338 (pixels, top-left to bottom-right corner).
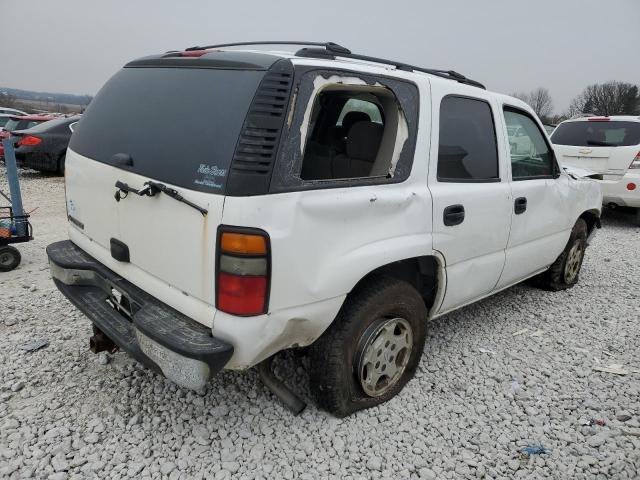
12;116;80;174
0;114;56;159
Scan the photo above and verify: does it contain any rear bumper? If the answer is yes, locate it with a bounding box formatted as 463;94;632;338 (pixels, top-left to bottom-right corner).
15;151;57;171
46;240;233;390
602;173;640;208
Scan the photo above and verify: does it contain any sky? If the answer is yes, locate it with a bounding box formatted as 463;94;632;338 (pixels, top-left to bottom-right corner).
1;0;638;114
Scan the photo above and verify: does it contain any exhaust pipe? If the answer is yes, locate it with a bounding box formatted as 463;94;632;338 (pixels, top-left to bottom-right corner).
257;356;306;415
89;328;118;354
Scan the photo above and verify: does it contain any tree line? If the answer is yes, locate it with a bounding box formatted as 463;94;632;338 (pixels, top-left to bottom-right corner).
510;81;639;125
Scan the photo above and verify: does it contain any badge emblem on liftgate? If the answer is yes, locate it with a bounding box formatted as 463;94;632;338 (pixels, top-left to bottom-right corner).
579;148;593;155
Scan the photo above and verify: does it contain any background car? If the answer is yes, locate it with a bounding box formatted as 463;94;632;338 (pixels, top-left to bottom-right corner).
11;115;80;174
507;124;535;155
543;123;556;135
551;115;640;215
0;114;55;159
0;113;14;132
0;107;28;116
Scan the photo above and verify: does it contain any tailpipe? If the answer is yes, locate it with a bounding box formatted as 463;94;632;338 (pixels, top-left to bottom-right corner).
89;328;118;354
257;356;306;415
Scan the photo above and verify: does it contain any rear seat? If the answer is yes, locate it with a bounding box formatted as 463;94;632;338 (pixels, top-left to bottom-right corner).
332;121;384;178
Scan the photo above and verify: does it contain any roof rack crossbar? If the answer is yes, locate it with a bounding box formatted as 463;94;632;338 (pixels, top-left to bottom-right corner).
184;41;351;54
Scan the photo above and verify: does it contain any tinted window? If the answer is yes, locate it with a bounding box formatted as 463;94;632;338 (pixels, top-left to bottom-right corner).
504;108;554;179
69;67;265;193
551;121;640;147
437;96;499;181
0;117;9;127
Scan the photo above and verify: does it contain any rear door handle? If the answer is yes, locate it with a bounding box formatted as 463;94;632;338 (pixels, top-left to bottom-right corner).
514;197;527;214
443;204;465;226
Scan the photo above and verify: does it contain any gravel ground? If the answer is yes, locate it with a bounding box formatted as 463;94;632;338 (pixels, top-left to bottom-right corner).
1;166;639;480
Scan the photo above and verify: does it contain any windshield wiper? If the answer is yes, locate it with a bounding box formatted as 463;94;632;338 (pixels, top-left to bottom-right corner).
114;180;208;216
146;181;208;216
586;139;615;147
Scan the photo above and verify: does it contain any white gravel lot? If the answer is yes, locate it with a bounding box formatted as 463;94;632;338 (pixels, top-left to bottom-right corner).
1;166;640;480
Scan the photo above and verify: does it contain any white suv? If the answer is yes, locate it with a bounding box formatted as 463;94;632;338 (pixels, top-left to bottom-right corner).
551;116;640;216
47;42;602;416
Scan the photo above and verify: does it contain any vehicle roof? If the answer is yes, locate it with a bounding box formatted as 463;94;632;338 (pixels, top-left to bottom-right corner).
560;115;640;123
15;114;82;134
126;47;532;112
0;107;27;114
9;114;55;121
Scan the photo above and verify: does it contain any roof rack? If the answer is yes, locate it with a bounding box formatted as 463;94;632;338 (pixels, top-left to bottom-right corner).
184;41;351;54
295;47;485;89
181;41;485;89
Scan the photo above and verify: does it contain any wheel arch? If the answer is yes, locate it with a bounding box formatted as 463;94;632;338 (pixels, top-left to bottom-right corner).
345;254;445;316
579;208;601;236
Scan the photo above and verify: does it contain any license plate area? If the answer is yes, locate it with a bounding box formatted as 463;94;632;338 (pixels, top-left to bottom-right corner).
105;285;135;320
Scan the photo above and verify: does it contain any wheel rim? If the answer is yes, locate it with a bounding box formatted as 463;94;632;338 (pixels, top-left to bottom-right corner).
564;241;583;283
356;317;413;397
0;250;14;267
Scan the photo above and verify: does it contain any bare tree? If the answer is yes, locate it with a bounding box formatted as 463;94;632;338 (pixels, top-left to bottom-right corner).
509;88;554;122
567;81;639;117
510;91;530;103
527;88;554;121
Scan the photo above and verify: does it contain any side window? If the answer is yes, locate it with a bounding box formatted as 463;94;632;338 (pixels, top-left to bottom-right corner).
437;96;499;182
300;87;401;181
504;108;554;179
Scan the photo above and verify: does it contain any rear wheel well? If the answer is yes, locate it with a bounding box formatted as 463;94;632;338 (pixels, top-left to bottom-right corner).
350;256;441;311
579;209;601;236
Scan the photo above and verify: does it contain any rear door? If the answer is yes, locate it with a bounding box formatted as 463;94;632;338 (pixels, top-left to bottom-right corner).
429;91;512;313
65;65;266;305
551;119;640;178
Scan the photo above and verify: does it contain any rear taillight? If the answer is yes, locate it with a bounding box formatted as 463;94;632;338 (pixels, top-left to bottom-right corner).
629;152;640;169
17;135;41;146
216;228;270;316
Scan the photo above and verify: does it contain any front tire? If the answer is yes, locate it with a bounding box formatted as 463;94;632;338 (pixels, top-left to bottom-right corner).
535;219;587;291
0;246;21;272
309;276;427;417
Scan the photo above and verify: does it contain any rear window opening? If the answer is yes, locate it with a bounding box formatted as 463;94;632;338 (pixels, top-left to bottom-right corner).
300;85;405;181
551;121;640;147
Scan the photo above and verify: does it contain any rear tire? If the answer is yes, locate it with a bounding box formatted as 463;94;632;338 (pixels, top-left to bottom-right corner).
0;246;21;272
535;219;587;291
309;276;427;417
